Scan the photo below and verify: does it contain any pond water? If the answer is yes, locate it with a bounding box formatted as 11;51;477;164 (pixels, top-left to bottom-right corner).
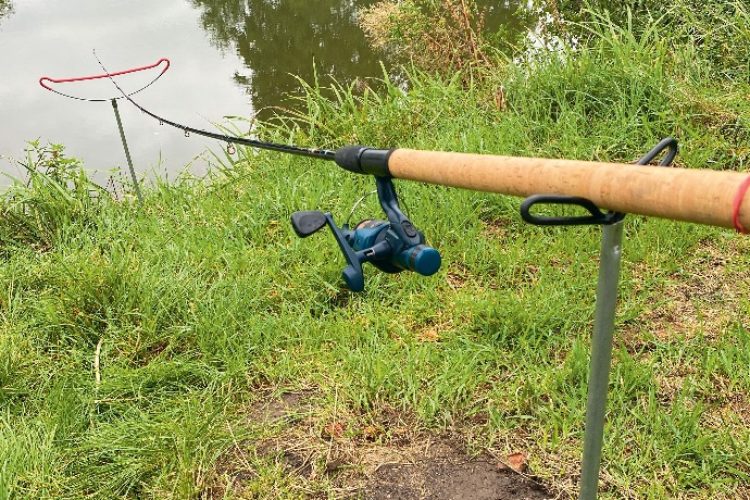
0;0;523;181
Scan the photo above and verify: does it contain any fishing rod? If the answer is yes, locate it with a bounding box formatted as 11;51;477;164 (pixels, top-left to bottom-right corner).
41;56;750;293
96;55;750;234
92;60;750;233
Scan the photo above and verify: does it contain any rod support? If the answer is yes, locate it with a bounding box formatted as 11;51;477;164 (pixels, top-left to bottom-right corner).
579;221;624;500
111;98;143;205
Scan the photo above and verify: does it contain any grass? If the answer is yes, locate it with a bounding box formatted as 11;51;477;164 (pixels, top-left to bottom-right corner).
2;4;750;498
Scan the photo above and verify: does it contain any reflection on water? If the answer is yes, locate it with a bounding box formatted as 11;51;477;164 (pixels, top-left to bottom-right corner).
191;0;381;113
191;0;526;114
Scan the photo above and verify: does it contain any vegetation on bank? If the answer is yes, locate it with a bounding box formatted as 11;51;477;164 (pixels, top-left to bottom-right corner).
2;1;750;498
0;0;13;23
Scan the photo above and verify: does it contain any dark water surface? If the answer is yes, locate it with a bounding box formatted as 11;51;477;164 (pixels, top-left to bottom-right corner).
0;0;521;180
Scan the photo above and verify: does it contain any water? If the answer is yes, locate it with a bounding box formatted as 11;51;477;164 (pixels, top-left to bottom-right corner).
0;0;522;181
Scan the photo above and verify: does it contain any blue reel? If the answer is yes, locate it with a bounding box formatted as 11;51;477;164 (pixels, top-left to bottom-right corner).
291;177;441;292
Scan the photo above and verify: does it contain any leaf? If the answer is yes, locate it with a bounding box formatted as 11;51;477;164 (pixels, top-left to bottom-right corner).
417;328;440;342
498;452;528;473
322;422;346;440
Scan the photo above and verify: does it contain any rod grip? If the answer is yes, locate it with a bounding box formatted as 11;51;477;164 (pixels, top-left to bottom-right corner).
387;148;750;230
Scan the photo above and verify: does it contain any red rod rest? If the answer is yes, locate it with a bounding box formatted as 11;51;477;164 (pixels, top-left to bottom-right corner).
39;58;170;90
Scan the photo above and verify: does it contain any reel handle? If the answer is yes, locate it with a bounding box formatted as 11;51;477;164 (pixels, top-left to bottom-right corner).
291;211;366;292
291;211;327;237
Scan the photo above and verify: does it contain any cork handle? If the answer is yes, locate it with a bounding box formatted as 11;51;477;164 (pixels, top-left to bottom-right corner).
388;149;750;230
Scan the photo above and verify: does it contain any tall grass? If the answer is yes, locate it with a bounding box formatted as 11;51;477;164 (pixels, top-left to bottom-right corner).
1;3;750;498
0;141;108;254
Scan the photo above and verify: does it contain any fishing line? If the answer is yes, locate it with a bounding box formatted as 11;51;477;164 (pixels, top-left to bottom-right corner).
91;51;336;161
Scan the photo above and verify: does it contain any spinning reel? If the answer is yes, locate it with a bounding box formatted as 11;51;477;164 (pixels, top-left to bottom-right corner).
291;176;441;292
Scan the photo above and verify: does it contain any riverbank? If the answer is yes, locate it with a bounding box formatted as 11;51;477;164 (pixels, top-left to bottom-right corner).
2;3;750;498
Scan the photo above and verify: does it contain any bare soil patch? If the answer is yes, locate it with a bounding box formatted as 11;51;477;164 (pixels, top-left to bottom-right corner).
208;393;554;499
363;439;550;500
248;390;313;424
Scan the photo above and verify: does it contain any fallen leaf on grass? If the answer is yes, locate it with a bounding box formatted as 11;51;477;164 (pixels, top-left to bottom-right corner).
362;424;383;441
498;452;528;473
322;422;346;439
417;328;440;342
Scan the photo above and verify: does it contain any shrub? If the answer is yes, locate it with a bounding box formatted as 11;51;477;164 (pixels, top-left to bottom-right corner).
360;0;492;77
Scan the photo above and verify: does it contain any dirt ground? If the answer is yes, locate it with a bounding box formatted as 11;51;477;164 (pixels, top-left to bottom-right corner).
363;444;550;500
210;391;554;499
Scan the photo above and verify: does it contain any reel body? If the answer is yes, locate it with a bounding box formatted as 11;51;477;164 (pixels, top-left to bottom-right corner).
291;177;440;292
348;219;441;276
